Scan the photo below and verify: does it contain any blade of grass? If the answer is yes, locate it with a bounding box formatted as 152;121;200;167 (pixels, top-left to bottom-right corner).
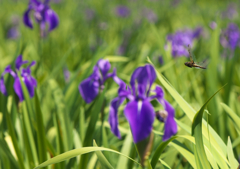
34;91;47;166
93;140;114;169
191;85;226;169
34;147;140;169
227;137;239;169
5;97;24;169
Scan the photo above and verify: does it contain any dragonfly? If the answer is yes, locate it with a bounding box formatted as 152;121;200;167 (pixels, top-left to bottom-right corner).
184;45;207;69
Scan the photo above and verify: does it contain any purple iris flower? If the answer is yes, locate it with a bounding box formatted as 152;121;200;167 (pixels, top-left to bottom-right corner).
63;67;70;83
222;4;238;20
167;27;202;57
79;59;116;103
0;55;37;102
109;64;177;143
7;27;20;39
23;0;59;32
142;8;158;23
220;23;240;50
85;8;95;21
115;5;130;18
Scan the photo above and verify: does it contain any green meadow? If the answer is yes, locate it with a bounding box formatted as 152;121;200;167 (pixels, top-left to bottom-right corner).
0;0;240;168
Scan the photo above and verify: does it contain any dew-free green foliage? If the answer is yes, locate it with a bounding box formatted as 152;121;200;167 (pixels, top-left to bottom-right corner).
1;0;240;168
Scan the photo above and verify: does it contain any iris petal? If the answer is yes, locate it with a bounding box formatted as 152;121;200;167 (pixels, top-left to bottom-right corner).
130;65;156;96
0;65;17;96
45;8;59;31
109;97;125;139
124;100;155;143
15;55;28;70
23;9;33;29
14;78;24;102
162;100;177;141
0;77;7;96
79;76;99;103
23;75;36;98
96;59;111;77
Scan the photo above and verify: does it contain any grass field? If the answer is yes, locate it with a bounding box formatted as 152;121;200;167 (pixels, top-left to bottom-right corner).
0;0;240;168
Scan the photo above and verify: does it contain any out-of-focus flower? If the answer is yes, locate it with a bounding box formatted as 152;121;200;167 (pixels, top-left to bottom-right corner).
142;8;158;23
222;4;238;20
220;23;240;50
167;27;202;57
158;56;164;65
0;55;37;102
23;0;59;33
63;67;70;83
85;8;95;21
7;27;20;39
7;15;21;39
109;64;177;143
79;59;116;103
117;45;126;55
209;21;217;30
116;30;131;55
115;5;130;17
99;22;108;30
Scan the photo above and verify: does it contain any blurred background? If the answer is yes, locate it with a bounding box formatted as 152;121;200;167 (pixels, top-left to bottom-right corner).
1;0;240;168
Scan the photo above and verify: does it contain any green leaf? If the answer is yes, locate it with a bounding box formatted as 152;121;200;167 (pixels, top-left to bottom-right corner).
151;136;178;169
170;141;196;169
159;159;171;169
17;71;40;166
227;137;239;169
34;91;47;166
104;56;129;62
191;85;226;169
116;131;132;169
221;103;240;133
93;140;114;169
5;97;25;169
34;147;140;169
80;90;106;168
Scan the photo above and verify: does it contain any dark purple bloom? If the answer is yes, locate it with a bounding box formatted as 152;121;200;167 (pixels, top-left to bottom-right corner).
0;55;37;102
79;59;116;103
63;67;70;83
167;27;202;57
7;15;21;39
220;23;240;50
109;65;177;143
117;45;126;55
23;0;59;32
158;56;164;65
85;8;95;21
115;5;130;18
222;4;238;20
142;8;158;23
209;21;217;30
7;27;20;39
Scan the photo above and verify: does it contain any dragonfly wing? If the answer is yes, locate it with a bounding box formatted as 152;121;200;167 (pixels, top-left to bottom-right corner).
195;58;209;69
193;64;207;69
187;45;194;62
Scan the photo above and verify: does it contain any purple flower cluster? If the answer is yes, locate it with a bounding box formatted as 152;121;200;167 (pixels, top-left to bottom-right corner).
79;60;177;143
142;8;158;23
167;27;202;57
7;15;21;39
220;23;240;50
79;59;116;103
115;5;130;18
109;65;177;142
0;55;37;102
23;0;59;32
